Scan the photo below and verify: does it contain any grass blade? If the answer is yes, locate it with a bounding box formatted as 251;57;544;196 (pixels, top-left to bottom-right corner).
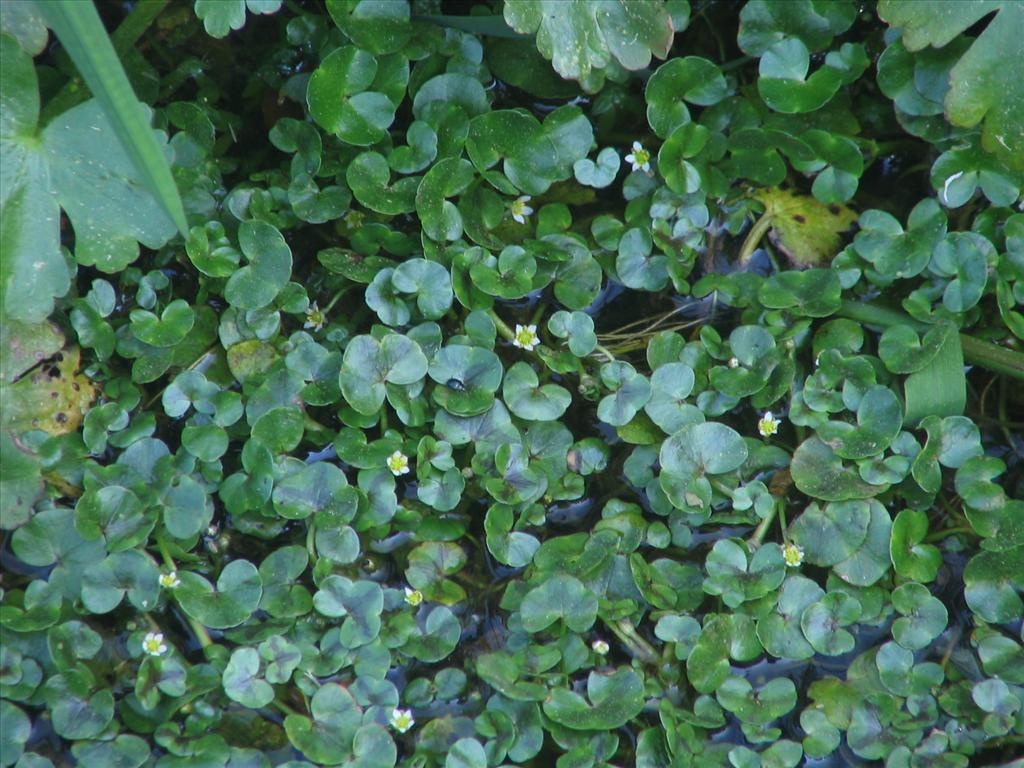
903;324;966;426
33;0;188;237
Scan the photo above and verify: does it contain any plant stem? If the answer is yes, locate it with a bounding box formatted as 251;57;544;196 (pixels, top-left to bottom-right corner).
156;538;214;650
306;520;317;564
323;284;353;314
604;619;660;665
487;309;516;343
736;212;773;266
837;300;1024;380
529;300;547;328
924;526;975;543
594;345;616;363
749;499;779;546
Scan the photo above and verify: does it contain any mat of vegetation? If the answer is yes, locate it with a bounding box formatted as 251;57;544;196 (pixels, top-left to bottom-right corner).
2;0;1023;766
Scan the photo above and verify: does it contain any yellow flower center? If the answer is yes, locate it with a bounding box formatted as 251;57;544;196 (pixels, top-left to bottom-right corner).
633;147;650;166
783;542;804;567
387;451;409;474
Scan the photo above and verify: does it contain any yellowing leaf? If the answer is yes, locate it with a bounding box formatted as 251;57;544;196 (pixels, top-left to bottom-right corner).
1;347;96;435
755;188;857;267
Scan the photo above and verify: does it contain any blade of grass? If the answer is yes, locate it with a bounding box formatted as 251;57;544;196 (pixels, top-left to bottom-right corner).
41;0;170;123
837;299;1024;381
34;0;188;237
903;324;966;426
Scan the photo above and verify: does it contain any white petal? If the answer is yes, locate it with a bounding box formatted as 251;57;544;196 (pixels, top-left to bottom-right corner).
513;213;525;224
632;141;643;151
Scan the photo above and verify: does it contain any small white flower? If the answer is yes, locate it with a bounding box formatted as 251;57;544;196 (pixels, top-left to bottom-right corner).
783;542;804;568
513;324;540;351
624;141;651;173
304;301;326;331
510;195;534;224
159;571;180;589
592;639;610;655
728;356;740;368
404;587;423;606
758;411;781;438
387;450;410;476
389;708;415;733
142;632;168;657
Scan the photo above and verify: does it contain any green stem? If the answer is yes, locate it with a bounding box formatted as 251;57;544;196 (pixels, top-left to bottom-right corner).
837;300;1024;380
529;300;547;328
323;284;353;314
272;698;301;717
924;526;975;543
594;345;616;363
749;499;779;547
157;539;214;650
306;520;317;564
777;502;789;542
487;309;516;343
709;477;735;500
604;619;660;665
736;212;773;266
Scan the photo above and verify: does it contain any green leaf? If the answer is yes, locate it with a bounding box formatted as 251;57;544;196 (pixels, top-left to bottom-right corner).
789;500;871;567
716;676;797;724
223;647;274;709
0;34;69;323
520;574;598;633
903;321;965;426
660;421;747;510
890;581;948;650
0;430;43;530
878;0;1024;169
801;592;861;655
81;550;159;614
177;559;263;629
35;0;187;235
308;45;399;147
758;38;844;113
573;147;621;188
738;0;856;55
340;333;428;415
502;362;571;421
597;362;651;428
504;0;675;91
428;344;503;417
195;0;281;37
931;141;1023;207
646;56;729;138
791;437;884;501
542;668;645;730
224;220;293;310
284;683;369;765
889;509;941;583
703;539;786;608
964;547;1024;623
326;0;411;55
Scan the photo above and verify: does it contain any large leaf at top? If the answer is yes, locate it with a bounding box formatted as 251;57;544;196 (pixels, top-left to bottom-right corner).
0;33;68;322
878;0;1024;170
35;0;187;234
503;0;675;92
